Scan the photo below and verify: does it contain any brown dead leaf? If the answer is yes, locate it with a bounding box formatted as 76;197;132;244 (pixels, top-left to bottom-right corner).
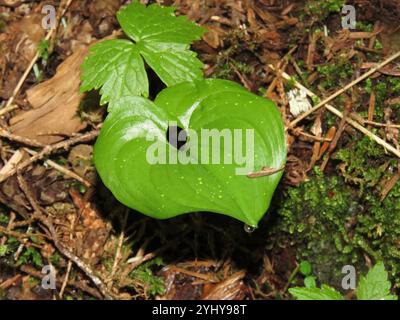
202;25;222;49
255;29;284;50
361;62;400;77
0;13;45;99
9;46;89;144
201;271;246;300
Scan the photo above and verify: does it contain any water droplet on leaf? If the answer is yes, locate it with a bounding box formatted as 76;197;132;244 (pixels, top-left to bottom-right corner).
244;224;257;233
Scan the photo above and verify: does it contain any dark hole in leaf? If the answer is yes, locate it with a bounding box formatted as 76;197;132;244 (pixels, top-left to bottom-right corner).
147;67;166;99
166;126;187;150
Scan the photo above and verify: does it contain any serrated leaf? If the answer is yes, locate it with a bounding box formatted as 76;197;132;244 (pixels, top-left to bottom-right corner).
289;285;344;300
117;1;205;44
81;40;148;105
139;42;204;87
356;262;398;300
94;79;286;227
117;1;205;85
81;2;205;105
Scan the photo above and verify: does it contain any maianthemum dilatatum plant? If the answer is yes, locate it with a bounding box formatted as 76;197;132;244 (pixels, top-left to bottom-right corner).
80;1;287;228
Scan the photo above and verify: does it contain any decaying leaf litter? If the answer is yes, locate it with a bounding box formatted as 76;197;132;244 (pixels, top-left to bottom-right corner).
0;0;400;300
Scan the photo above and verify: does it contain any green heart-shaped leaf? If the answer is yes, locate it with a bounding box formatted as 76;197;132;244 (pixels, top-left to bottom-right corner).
94;79;286;227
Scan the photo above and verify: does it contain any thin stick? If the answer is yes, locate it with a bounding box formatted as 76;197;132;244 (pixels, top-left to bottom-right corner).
362;120;400;129
17;173;114;300
24;148;91;187
280;50;400;128
247;166;285;179
0;128;45;147
109;210;129;282
59;260;73;299
0;129;99;184
269;66;400;159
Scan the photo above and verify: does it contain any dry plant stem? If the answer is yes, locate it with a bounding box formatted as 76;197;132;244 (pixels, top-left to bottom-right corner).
361;120;400;129
0;225;45;240
13;226;33;261
169;266;218;282
20;265;103;299
54;241;114;300
0;275;21;290
320;101;352;172
60;260;73;299
0;128;44;147
0;129;99;184
124;252;156;276
247;166;285;178
285;50;400;128
16;173;114;300
268;65;400;159
60;213;75;299
0;150;24;180
0;212;15;246
109;210;129;283
0;0;74;117
24;148;91;187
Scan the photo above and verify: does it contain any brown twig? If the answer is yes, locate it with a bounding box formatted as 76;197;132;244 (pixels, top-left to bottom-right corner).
320;100;352;171
268;65;400;159
0;129;99;184
0;225;46;240
0;128;45;148
16;172;114;300
283;50;400;128
20;265;103;299
24;148;91;187
247;166;285;179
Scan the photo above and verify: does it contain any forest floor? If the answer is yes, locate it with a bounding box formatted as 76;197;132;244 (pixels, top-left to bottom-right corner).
0;0;400;300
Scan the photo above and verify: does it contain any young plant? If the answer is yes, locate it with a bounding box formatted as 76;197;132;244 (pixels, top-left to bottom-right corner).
289;262;398;300
81;1;287;227
81;1;205;108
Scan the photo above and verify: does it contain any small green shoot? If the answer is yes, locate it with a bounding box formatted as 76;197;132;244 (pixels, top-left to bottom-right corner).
81;1;206;106
290;262;398;300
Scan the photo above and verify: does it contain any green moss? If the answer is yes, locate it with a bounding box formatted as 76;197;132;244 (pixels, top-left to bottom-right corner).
335;136;390;192
305;0;345;17
358;183;400;284
16;247;43;268
0;245;9;257
0;214;9;225
388;77;400;95
356;21;374;32
212;60;253;81
270;169;362;287
317;60;354;90
363;76;399;120
130;257;165;297
284;77;297;92
374;39;383;50
271;137;400;289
